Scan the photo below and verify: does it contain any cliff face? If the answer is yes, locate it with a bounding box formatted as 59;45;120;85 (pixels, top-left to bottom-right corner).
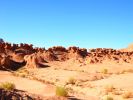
0;40;133;70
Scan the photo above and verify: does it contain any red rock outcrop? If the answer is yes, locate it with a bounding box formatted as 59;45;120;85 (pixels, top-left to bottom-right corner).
24;52;50;68
47;46;68;61
0;55;26;70
86;48;133;64
1;39;133;69
68;46;87;59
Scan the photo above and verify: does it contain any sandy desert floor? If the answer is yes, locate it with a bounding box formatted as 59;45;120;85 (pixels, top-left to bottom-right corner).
1;60;133;100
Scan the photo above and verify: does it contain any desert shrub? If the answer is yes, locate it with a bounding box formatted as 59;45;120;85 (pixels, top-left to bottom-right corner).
19;73;26;78
102;95;113;100
101;68;108;74
67;77;76;84
56;86;68;97
0;82;15;91
17;68;29;74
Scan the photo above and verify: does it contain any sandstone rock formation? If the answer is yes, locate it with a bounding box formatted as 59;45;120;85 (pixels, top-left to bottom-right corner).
1;40;133;70
87;48;133;64
0;55;26;71
24;53;48;68
68;46;87;59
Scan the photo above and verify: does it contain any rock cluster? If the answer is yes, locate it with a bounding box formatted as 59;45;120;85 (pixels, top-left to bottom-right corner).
87;48;133;63
1;40;133;69
0;42;35;53
0;42;35;70
68;46;87;58
0;88;35;100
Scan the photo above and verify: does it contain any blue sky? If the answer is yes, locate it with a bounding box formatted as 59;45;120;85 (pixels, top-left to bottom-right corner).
0;0;133;49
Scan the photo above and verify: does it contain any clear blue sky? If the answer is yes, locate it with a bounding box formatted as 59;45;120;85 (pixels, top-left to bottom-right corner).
0;0;133;49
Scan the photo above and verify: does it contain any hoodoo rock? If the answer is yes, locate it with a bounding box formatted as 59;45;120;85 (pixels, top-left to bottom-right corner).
48;46;67;52
42;51;57;61
48;46;67;61
24;54;40;68
68;46;88;58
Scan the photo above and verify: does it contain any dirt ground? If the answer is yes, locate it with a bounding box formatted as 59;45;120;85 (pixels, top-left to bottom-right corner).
1;61;133;100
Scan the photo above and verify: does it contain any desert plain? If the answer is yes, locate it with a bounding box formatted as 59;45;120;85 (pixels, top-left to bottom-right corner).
1;40;133;100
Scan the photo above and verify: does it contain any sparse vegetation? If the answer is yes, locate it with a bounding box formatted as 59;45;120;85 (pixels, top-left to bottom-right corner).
16;68;29;74
101;68;108;74
12;68;30;78
102;95;113;100
19;73;26;78
56;86;68;97
0;82;15;91
67;77;76;84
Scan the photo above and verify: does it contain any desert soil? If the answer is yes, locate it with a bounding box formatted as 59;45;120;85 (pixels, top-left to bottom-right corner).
1;61;133;100
0;71;56;98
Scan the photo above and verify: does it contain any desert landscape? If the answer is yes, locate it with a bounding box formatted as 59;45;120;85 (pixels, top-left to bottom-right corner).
0;0;132;99
0;39;133;100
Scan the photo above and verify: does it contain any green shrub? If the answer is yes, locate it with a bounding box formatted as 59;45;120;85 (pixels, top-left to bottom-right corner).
56;86;68;97
0;82;16;91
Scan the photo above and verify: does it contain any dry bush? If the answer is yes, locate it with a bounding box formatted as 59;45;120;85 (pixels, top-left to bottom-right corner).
67;77;76;85
101;68;108;74
56;86;68;97
102;95;113;100
0;82;16;91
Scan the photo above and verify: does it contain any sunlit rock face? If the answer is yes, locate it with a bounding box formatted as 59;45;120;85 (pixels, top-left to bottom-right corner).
1;38;133;70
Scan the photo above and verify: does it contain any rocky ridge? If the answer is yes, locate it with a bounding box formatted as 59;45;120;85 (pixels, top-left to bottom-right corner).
0;40;133;70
